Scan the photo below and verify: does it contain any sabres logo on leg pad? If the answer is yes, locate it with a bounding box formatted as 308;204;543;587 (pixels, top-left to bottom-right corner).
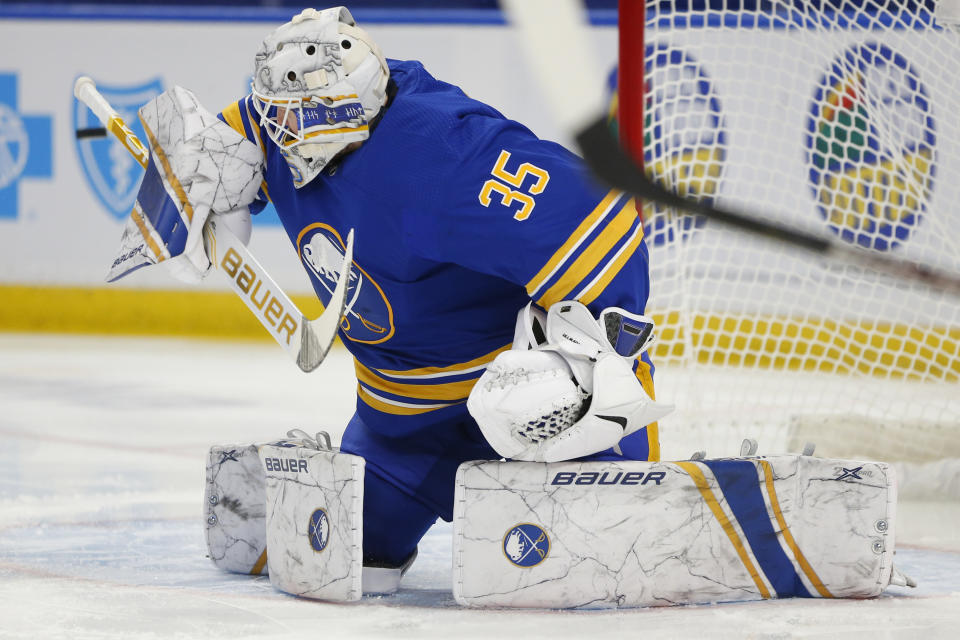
308;508;329;553
503;523;549;567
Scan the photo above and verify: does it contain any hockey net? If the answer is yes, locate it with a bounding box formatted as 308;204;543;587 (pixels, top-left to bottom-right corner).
620;0;960;495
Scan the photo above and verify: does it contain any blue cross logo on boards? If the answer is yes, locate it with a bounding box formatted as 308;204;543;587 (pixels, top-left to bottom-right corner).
0;73;53;218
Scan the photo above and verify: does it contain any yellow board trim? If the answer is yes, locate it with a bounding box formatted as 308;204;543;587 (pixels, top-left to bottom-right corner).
675;461;772;599
535;199;637;308
0;285;326;340
648;311;960;380
525;190;621;295
759;460;834;598
4;286;956;383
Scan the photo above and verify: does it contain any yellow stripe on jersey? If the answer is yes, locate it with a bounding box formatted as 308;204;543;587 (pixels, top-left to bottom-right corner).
357;385;459;416
374;343;511;380
220;101;246;139
675;462;773;599
525;190;622;296
759;460;834;598
575;208;644;306
355;360;480;402
535;198;638;308
636;358;660;461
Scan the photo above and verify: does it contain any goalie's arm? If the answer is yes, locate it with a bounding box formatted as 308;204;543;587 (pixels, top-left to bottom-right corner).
74;77;352;372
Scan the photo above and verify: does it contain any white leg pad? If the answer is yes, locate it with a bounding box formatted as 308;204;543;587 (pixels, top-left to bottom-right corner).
205;444;268;574
453;456;898;609
260;443;365;602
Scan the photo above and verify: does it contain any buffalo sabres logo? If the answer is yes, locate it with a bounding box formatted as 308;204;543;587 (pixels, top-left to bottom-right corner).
297;222;394;344
503;523;550;568
308;508;329;552
806;43;935;251
73;77;164;220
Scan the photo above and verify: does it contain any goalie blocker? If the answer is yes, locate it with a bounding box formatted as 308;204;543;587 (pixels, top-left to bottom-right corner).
454;454;910;609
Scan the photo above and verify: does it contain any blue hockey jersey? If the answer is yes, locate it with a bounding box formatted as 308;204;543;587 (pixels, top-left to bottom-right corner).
219;59;659;467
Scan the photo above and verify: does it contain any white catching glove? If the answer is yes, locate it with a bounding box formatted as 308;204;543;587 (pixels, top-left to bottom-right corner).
467;301;674;462
107;86;264;284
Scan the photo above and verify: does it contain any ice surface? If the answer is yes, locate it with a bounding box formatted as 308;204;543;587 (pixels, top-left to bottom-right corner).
1;334;958;639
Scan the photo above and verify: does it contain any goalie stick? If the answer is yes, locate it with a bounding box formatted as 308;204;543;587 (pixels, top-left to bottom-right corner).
501;0;960;297
73;76;353;372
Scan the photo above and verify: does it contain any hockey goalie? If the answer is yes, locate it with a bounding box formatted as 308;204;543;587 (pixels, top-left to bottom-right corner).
108;5;912;608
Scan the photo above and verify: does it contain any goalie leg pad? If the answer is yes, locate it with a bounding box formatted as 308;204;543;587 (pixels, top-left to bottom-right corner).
260;443;365;602
205;443;268;575
453;456;897;609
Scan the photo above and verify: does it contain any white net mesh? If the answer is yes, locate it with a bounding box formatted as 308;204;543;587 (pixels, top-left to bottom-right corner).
632;1;960;477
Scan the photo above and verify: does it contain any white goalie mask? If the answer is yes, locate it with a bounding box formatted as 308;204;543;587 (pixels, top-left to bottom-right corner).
251;6;390;187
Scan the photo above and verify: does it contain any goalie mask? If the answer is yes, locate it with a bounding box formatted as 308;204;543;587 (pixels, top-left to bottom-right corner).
252;6;390;188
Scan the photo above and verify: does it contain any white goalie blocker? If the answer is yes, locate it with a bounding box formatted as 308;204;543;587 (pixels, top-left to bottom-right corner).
453;453;912;609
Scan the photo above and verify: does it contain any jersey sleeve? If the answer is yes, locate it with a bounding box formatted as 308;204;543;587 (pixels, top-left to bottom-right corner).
406;115;650;319
217;95;272;214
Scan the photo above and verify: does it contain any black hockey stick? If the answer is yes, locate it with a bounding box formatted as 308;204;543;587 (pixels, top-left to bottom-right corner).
575;117;960;296
76;127;107;139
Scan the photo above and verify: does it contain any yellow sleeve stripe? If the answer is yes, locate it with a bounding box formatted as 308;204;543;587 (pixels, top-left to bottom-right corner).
243;99;268;158
635;358;660;461
525;190;623;297
220;101;246;139
374;343;512;380
675;462;773;599
355;361;480;402
139;116;194;223
759;460;834;598
535;198;638;309
357;385;457;416
574;208;644;306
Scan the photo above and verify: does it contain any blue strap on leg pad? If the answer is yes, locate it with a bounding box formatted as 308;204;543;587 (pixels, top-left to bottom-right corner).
260;442;366;602
453;455;901;609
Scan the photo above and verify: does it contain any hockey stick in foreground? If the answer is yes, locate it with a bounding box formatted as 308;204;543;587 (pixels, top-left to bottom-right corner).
501;0;960;297
74;76;353;372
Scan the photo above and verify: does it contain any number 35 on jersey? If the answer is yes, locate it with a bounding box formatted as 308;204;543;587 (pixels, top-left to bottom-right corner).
478;150;550;221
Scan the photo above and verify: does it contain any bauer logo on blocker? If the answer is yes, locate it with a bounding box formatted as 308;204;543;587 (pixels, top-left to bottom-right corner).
503;523;549;567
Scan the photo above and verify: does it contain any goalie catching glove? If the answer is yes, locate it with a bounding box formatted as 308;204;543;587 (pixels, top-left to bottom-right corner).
467;301;673;462
107;86;264;283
